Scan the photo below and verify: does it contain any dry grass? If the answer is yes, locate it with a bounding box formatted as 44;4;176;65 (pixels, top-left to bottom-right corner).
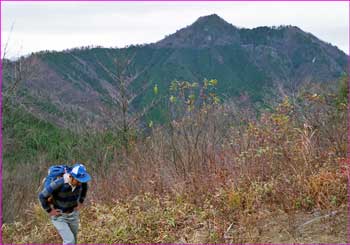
2;92;348;243
3;193;347;244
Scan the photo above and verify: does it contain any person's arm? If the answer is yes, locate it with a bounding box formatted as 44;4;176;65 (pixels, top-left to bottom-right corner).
79;182;88;204
38;178;64;213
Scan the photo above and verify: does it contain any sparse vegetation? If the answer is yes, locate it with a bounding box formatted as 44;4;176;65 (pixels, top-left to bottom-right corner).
2;75;347;243
2;13;348;243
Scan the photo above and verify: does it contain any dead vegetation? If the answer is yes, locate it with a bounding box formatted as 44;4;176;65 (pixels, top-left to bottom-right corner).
2;80;348;243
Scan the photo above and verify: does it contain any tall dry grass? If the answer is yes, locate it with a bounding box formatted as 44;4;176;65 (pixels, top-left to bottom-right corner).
88;92;347;213
2;88;348;243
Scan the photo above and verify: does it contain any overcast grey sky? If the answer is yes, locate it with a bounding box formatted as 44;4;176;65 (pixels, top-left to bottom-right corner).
2;1;349;59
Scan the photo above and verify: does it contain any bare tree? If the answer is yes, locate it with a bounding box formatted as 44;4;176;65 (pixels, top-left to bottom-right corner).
96;50;161;154
2;23;39;122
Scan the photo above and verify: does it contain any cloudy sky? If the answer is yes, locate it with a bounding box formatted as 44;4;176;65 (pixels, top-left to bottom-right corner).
2;1;349;59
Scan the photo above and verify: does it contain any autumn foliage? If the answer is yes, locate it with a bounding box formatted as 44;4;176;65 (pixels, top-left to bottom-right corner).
2;78;348;243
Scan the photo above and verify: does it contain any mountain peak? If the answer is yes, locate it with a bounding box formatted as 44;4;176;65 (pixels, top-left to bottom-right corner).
155;14;240;48
195;14;227;25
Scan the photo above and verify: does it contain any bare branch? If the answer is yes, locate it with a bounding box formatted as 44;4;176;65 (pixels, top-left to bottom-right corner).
2;22;15;60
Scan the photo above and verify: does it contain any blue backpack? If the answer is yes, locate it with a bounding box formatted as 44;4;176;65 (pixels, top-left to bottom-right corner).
43;165;72;189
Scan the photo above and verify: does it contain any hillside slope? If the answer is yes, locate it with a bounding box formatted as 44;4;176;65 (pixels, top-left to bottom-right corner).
3;14;347;128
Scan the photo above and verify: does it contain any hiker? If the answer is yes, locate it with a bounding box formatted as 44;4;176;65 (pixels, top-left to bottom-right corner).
39;163;91;244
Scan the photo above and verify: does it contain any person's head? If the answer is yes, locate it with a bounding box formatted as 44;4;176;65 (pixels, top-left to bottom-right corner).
69;163;91;186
